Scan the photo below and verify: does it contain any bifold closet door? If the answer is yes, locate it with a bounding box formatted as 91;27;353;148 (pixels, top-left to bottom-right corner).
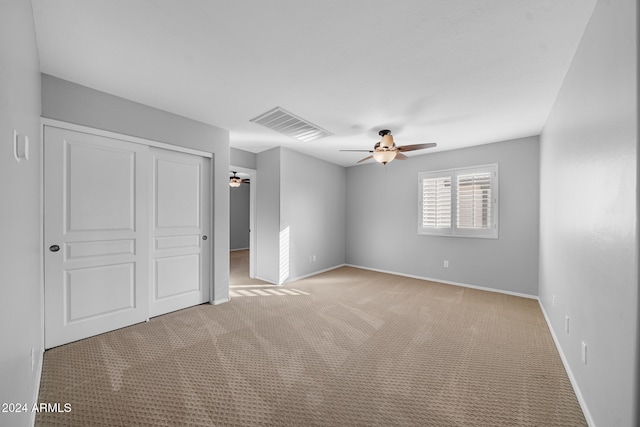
44;126;150;349
149;147;210;317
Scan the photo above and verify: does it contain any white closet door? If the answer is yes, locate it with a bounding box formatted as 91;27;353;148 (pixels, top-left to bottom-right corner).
44;127;149;349
149;147;210;317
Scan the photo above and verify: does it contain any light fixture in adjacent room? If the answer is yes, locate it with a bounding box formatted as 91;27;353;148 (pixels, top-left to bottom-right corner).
229;171;249;187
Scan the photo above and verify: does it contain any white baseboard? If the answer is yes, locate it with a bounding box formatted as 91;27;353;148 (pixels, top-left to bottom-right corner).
538;302;595;427
345;264;537;299
212;297;230;305
254;276;278;285
253;264;347;286
286;263;346;284
230;247;249;252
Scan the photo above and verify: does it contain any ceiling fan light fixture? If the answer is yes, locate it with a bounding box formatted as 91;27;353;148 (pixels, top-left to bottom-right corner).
373;150;396;164
340;129;436;165
380;133;394;148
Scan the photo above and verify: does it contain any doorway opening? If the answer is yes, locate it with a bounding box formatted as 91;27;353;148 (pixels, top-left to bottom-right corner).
229;166;256;285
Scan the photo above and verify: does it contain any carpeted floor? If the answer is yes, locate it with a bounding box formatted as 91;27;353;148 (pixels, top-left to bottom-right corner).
229;249;271;287
36;250;586;426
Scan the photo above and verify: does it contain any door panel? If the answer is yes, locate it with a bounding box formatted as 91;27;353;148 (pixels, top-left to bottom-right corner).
44;127;149;349
66;262;135;321
65;239;135;259
155;254;200;298
155;158;201;228
149;148;210;317
67;143;136;231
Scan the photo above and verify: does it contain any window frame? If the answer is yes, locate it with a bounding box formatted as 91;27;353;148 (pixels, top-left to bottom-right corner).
418;163;499;239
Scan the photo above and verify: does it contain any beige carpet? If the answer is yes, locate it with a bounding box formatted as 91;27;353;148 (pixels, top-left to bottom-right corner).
37;251;586;426
229;249;271;287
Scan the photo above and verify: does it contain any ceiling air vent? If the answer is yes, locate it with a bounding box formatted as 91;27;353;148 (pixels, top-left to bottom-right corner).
250;107;332;142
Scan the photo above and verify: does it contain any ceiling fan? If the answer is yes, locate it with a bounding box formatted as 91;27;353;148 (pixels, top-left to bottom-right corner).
340;130;437;165
229;171;250;188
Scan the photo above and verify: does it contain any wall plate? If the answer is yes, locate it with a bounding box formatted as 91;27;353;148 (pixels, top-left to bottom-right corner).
13;129;29;162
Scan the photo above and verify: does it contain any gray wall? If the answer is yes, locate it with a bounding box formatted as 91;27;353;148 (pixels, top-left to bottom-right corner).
346;136;540;296
41;74;231;303
230;183;250;250
255;147;346;284
255;148;281;283
539;0;638;425
280;148;346;281
231;147;257;170
0;1;43;426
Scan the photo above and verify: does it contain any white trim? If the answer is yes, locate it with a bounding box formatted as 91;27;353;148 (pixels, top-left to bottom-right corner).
255;276;278;285
207;154;215;305
41;118;213;158
37;119;46;419
417;163;500;177
212;297;230;305
29;348;43;427
539;302;596;427
285;263;346;283
230;247;250;252
345;264;537;299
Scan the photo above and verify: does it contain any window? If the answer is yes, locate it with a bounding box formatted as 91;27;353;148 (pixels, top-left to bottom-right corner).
418;164;498;238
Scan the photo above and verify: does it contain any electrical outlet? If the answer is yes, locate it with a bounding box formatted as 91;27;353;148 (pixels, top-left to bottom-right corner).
312;255;316;262
443;260;449;268
565;315;570;334
581;341;587;364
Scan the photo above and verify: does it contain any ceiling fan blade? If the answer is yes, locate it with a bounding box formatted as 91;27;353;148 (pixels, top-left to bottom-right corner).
397;143;437;152
395;152;408;160
241;179;250;183
357;155;374;164
340;149;374;152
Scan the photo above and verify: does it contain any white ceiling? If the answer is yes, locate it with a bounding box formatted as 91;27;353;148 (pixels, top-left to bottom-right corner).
31;0;596;167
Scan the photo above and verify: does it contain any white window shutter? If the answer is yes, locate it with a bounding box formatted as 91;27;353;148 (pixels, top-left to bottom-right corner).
457;172;492;229
422;176;451;228
418;164;498;238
